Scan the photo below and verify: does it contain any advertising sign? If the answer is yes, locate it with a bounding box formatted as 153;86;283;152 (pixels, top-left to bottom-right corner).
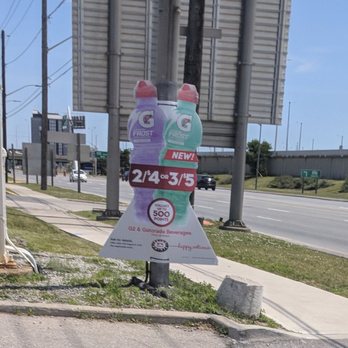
73;0;291;147
100;81;217;265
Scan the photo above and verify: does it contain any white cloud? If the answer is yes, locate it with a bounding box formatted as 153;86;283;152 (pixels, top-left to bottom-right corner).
294;60;318;73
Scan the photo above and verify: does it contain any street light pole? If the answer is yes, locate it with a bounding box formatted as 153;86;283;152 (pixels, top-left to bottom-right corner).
255;124;262;190
298;122;302;150
285;101;291;151
6;84;41;97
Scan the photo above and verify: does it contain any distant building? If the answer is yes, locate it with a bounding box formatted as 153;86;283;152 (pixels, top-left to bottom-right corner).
31;110;73;157
30;110;89;168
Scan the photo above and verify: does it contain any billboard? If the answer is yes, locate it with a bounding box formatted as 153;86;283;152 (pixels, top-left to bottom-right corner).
73;0;291;147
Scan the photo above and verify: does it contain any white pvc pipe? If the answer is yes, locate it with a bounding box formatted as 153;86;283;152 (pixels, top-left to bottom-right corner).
5;244;39;273
0;147;8;261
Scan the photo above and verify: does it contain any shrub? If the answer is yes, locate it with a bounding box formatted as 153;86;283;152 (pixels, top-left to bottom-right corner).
339;177;348;193
268;176;298;189
304;179;331;191
215;174;232;185
268;176;332;191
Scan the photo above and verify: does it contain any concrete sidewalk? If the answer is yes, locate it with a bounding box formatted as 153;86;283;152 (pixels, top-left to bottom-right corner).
6;184;348;343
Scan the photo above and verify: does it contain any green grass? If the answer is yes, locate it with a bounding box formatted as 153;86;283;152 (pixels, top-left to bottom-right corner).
7;207;100;256
206;222;348;298
12;182;348;299
5;183;348;325
214;175;348;200
4;207;277;327
19;183;106;203
75;210;348;299
17;176;348;202
75;210;116;226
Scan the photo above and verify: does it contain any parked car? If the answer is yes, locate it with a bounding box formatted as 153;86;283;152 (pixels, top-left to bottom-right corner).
69;169;88;183
196;174;216;191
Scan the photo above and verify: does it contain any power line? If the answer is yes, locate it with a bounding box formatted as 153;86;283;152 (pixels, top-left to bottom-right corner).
48;0;67;19
6;65;72;118
7;92;41;119
48;65;72;85
2;0;23;30
7;88;41;117
0;0;19;30
49;58;72;78
6;28;41;65
8;0;35;37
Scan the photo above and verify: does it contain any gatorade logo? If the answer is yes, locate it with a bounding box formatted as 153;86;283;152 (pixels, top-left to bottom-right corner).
177;114;192;132
139;110;154;128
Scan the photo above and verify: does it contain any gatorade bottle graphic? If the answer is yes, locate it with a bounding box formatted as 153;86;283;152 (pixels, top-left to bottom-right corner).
156;83;202;223
128;80;166;220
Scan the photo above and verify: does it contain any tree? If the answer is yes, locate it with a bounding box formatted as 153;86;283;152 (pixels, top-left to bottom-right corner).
120;149;130;169
246;139;272;176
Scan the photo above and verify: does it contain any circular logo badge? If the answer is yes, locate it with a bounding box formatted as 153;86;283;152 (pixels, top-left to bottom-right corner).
151;239;169;252
139;110;154;128
148;199;175;227
177;114;192;132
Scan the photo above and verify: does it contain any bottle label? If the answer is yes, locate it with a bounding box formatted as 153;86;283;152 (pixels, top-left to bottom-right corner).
164;149;198;163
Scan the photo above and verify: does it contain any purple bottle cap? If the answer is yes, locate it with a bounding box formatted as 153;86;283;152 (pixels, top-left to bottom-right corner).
177;83;199;104
134;80;157;98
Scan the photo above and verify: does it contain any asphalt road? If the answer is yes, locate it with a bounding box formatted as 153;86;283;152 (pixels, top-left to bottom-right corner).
0;312;233;348
45;175;348;258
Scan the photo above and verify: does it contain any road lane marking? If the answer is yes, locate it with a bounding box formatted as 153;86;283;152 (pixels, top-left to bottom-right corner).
256;216;282;222
217;200;229;204
195;205;214;210
339;207;348;210
267;208;289;213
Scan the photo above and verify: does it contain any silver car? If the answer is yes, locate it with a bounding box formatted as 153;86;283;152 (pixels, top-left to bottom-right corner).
69;169;88;182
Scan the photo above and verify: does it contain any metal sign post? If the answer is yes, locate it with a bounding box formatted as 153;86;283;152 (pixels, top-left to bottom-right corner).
221;0;256;231
150;0;181;288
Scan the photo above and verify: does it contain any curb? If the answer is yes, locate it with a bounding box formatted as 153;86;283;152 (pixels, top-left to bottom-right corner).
0;301;304;343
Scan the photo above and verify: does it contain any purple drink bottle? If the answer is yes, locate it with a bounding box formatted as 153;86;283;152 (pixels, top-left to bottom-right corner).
128;80;167;220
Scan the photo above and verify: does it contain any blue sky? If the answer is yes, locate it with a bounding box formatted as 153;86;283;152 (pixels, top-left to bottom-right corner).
1;0;348;151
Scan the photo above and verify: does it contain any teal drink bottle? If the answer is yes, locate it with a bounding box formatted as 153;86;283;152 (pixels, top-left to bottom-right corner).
156;83;202;223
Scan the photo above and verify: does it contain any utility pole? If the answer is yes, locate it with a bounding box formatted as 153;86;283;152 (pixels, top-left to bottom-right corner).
151;0;181;288
1;30;8;183
104;0;122;218
41;0;48;190
0;90;9;265
183;0;205;208
183;0;205;98
221;0;256;231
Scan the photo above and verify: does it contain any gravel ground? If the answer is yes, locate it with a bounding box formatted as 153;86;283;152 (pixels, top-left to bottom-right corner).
0;252;134;305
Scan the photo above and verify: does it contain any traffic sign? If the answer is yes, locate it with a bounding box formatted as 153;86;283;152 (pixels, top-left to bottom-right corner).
301;169;321;178
95;151;108;159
